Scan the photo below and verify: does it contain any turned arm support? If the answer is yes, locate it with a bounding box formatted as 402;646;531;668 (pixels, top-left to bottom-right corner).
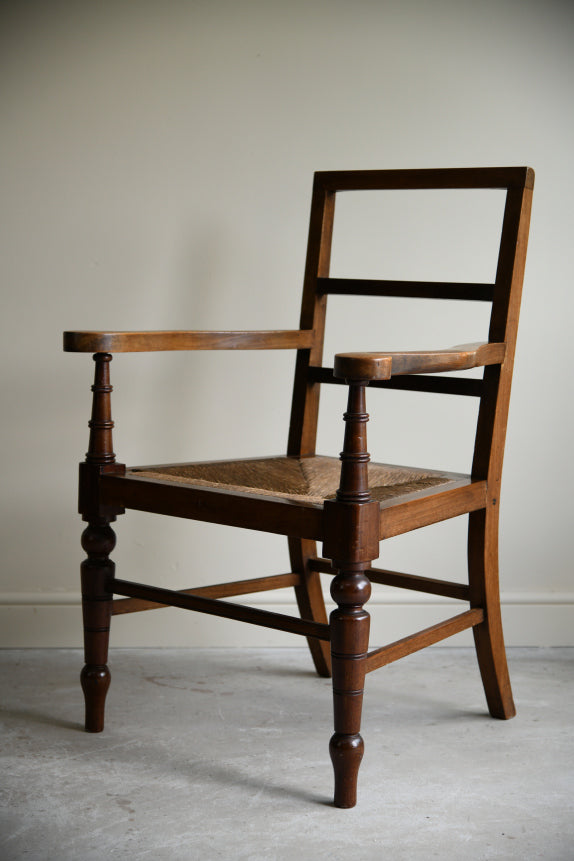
63;329;314;353
333;342;506;381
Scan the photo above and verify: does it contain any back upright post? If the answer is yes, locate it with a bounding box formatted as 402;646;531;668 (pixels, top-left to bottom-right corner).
288;177;336;678
469;170;534;718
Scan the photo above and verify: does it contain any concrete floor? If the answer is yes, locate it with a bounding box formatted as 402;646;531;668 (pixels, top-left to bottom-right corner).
1;648;573;861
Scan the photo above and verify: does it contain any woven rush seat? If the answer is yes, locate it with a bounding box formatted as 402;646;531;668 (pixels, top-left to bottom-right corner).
131;455;453;504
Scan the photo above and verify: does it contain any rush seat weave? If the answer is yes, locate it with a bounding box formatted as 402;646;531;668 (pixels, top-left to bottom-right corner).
132;456;452;504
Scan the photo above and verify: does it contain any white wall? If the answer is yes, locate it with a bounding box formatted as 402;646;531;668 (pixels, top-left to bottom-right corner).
1;0;573;647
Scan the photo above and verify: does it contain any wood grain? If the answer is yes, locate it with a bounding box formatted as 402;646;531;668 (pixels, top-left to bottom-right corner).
112;572;301;615
364;609;484;672
64;329;314;353
333;342;505;381
111;578;330;641
379;479;488;539
100;472;324;539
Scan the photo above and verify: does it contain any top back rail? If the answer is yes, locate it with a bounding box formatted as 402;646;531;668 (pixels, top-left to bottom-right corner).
315;167;534;191
287;166;534;475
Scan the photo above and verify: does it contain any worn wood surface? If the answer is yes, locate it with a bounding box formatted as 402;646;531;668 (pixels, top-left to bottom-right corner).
64;329;314;353
333;342;505;381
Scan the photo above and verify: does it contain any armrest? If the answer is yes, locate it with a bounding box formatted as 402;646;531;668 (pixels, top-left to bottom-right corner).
333;342;506;381
63;329;315;353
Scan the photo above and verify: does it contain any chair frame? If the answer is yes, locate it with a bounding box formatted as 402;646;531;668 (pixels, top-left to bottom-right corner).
64;167;534;808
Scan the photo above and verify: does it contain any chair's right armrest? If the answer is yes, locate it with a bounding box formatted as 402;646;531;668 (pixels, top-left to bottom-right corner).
333;342;506;381
63;329;314;353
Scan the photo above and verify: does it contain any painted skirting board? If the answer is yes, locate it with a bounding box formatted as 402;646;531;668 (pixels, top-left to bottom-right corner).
1;592;572;648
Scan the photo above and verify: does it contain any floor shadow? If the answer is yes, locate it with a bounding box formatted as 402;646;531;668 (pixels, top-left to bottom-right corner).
182;758;332;806
0;706;84;733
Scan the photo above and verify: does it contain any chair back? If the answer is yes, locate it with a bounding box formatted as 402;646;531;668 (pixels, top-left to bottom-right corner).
287;167;534;488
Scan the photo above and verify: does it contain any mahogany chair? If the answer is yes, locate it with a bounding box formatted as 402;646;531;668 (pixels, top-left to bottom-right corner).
64;167;534;808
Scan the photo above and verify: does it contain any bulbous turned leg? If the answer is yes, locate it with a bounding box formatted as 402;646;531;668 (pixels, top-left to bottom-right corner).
80;519;115;732
329;569;371;808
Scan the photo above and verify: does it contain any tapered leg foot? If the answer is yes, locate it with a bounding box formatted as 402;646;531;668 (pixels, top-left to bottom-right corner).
473;626;516;719
330;732;364;808
81;665;111;732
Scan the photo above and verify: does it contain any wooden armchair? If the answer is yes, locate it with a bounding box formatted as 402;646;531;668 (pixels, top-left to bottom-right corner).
64;167;534;808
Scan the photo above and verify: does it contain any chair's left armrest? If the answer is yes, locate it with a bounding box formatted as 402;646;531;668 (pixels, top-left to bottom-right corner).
333;342;506;381
63;329;314;353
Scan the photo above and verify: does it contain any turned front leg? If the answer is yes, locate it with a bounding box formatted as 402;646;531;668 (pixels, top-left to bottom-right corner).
324;379;379;808
329;567;371;808
80;520;115;732
79;352;122;732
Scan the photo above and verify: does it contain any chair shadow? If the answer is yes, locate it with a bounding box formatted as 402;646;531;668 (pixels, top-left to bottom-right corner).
177;757;333;807
1;703;335;806
0;705;84;733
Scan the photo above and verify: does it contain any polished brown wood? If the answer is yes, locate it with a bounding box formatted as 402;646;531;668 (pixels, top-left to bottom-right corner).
101;471;324;538
379;479;487;539
80;520;115;731
323;382;379;808
468;179;533;719
290;537;332;678
80;353;119;732
86;353;115;464
286;180;335;677
309;557;470;601
112;572;301;615
364;609;484;673
288;178;334;457
333;342;505;382
335;383;371;502
111;578;330;641
64;329;314;353
65;166;534;808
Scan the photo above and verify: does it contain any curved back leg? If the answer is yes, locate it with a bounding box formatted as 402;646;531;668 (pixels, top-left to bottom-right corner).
289;537;331;677
468;508;516;719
